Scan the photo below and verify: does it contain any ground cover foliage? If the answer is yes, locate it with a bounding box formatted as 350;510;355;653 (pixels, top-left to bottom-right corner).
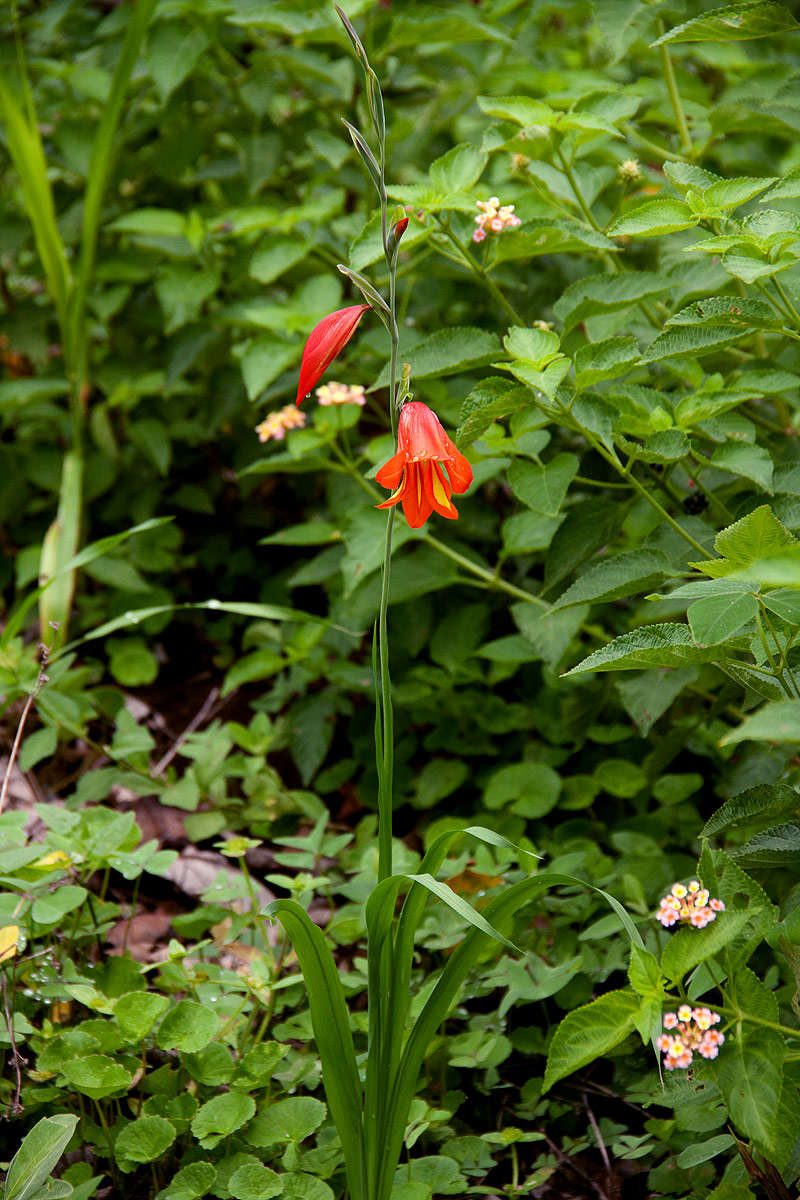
2;0;800;1196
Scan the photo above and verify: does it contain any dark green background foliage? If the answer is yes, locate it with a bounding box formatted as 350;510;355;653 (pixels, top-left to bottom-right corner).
2;0;800;1197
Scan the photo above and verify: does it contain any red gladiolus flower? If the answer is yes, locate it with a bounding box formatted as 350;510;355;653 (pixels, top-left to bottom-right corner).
376;401;473;528
296;304;370;406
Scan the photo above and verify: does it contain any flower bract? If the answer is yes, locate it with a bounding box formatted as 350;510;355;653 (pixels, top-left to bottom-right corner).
376;401;473;528
296;304;370;406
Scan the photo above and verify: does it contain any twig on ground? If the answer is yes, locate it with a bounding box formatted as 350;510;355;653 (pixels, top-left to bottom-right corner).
152;685;222;776
0;641;51;818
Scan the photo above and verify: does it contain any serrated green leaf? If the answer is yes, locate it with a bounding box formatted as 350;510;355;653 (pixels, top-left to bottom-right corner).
574;336;639;387
116;1116;176;1164
565;622;738;675
609;199;697;238
554;271;670;334
710;443;773;491
370;328;501;390
554;550;670;610
701;783;799;837
543;988;642;1091
508;453;578;516
654;1;799;43
456;378;530;445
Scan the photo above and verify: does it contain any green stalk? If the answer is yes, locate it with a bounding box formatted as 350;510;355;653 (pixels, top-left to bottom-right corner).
432;213;525;326
656;20;693;155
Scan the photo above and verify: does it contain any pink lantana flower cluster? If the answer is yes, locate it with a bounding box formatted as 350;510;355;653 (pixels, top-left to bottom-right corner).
255;405;306;444
315;381;366;407
656;880;725;929
473;197;521;243
657;1006;724;1070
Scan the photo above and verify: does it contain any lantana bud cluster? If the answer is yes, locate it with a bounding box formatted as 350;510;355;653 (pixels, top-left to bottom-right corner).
657;1006;724;1070
315;381;366;407
473;197;521;243
656;880;725;929
255;405;306;444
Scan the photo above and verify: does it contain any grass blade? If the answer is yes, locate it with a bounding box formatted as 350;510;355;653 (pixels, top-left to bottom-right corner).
0;77;71;331
265;899;366;1200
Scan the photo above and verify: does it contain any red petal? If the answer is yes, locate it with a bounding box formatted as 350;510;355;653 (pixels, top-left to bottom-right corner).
397;401;451;460
427;461;458;519
444;445;473;494
376;451;406;490
295;305;369;406
401;462;432;528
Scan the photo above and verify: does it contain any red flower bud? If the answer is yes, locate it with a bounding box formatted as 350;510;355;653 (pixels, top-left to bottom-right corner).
296;304;370;406
392;216;409;241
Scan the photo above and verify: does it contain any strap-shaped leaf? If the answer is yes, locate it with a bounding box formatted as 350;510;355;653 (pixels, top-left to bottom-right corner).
67;0;158;366
386;827;539;1081
341;119;383;197
266;900;366;1200
3;517;171;652
0;78;71;332
375;871;642;1198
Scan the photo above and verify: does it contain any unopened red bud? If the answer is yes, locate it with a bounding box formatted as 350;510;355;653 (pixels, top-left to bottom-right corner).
393;217;409;241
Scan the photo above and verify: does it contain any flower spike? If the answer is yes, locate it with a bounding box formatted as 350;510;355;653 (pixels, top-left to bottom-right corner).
376;401;473;528
296;304;370;406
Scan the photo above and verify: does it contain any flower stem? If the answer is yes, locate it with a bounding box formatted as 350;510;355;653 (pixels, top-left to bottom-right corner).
656;20;693;155
432;213;525;326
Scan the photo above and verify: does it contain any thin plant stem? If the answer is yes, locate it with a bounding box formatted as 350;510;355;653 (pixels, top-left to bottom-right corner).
772;276;800;329
656;20;693;155
432;213;525;326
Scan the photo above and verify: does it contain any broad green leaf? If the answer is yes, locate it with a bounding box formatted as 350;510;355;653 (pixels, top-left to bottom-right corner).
157;1000;219;1052
456;378;530;445
109;207;187;238
701;783;800;837
370;328;501;390
157;1162;217;1200
249;235;311;283
608;200;697;238
730;823;800;866
429;144;487;192
760;587;800;622
687;591;758;644
543;988;643;1091
476;95;557;126
719;700;800;745
574;336;639;387
191;1093;256;1150
691;505;796;577
484;762;561;818
4;1115;78;1200
666;296;779;329
565;623;740;675
716;1029;785;1155
115;1115;176;1164
145;23;209;101
643;325;758;361
115;993;170;1041
554;271;670;334
615;667;699;735
553;551;670;610
638;430;691;462
60;1054;133;1099
504;327;561;366
228;1160;283;1200
660;910;752;982
507;453;578;516
654;1;800;43
710;443;773;492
